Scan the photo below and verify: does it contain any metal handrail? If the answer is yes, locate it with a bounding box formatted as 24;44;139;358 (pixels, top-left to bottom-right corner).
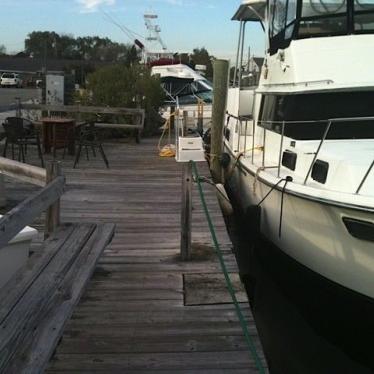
243;116;374;194
303;120;332;185
258;115;374;125
356;160;374;194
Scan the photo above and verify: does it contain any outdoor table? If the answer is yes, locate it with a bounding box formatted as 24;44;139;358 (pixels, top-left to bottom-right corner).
40;117;76;157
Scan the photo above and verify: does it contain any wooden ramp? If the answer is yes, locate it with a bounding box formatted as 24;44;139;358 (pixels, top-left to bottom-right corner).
2;137;267;373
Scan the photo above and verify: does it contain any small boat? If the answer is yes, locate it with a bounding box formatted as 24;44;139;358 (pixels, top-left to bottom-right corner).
152;63;213;132
223;0;374;367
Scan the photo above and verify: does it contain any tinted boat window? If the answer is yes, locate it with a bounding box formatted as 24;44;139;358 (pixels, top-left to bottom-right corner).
301;0;347;17
354;0;374;30
259;92;374;140
269;0;297;51
269;0;374;54
299;0;347;37
299;15;347;37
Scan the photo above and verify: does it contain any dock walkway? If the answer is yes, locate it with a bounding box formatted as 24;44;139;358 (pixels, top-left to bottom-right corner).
2;136;267;373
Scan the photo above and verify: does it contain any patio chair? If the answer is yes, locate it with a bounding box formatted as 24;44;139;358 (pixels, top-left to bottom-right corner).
2;117;44;167
73;123;109;169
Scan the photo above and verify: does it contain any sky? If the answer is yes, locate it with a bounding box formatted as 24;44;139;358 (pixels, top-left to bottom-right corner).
0;0;265;61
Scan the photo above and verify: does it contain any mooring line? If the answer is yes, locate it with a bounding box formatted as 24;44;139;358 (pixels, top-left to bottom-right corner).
191;161;266;374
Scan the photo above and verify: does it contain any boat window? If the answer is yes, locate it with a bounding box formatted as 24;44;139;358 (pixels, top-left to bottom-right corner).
298;15;347;37
258;92;374;140
273;0;288;35
285;0;298;38
354;0;374;31
269;0;299;53
301;0;347;17
268;0;374;53
298;0;348;37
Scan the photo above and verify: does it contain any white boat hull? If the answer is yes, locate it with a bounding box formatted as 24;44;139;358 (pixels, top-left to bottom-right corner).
224;147;374;301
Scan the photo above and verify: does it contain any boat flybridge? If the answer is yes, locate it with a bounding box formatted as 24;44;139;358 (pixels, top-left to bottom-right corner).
224;0;374;314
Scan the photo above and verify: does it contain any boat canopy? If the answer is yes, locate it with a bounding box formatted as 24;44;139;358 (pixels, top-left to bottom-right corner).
160;76;194;85
232;0;266;22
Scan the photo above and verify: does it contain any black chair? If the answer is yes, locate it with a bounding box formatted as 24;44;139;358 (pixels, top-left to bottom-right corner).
2;117;44;167
73;123;109;169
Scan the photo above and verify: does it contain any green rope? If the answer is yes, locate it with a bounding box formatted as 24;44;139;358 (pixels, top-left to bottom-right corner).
191;161;266;374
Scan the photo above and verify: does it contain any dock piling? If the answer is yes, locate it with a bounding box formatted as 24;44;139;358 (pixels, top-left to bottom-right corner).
210;59;229;183
180;161;192;261
45;160;62;237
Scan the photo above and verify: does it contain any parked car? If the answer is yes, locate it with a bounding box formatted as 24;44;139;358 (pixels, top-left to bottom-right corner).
0;73;23;88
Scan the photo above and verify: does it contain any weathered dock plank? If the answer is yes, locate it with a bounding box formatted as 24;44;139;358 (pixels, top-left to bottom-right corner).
1;137;267;373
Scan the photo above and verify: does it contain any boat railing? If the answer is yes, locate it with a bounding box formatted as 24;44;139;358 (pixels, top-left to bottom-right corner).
253;116;374;194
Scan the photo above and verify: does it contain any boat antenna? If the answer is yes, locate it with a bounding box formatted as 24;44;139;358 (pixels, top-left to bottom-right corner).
144;12;168;51
100;9;146;50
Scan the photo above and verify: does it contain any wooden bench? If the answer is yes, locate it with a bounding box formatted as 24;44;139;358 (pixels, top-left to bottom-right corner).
0;222;115;372
0;157;115;372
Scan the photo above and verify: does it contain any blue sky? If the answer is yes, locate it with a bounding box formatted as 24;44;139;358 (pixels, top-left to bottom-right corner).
1;0;265;61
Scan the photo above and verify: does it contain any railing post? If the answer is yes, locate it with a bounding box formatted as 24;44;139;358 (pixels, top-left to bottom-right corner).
277;121;285;178
303;121;332;185
244;119;248;157
251;120;255;164
180;161;192;261
45;161;62;237
262;129;266;167
356;159;374;194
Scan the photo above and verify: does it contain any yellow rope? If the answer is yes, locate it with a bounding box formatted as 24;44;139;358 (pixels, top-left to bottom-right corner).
226;146;264;180
158;111;177;158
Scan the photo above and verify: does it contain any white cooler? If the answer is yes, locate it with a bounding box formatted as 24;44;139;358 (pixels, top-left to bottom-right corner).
0;215;38;289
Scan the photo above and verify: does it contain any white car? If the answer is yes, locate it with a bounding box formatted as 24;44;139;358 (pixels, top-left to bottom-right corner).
0;73;23;88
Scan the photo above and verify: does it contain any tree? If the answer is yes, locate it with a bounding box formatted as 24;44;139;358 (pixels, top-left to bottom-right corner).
80;64;164;134
25;31;60;58
24;31;138;63
190;47;214;79
0;45;6;56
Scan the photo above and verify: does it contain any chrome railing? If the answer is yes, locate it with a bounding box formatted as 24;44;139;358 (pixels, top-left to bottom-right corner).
251;116;374;194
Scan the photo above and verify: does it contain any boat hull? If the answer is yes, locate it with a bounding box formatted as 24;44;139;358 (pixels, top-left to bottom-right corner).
223;148;374;301
223;157;374;369
232;209;374;371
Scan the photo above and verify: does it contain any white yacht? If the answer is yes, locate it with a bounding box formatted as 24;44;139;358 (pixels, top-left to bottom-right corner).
151;64;213;131
223;0;374;321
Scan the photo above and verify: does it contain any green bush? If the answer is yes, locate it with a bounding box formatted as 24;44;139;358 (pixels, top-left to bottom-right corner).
77;64;164;135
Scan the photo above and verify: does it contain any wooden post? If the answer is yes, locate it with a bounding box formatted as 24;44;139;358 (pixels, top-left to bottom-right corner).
210;59;229;183
197;100;204;136
0;173;6;208
170;105;175;130
15;97;21;118
183;110;188;136
45;161;62;237
180;161;192;261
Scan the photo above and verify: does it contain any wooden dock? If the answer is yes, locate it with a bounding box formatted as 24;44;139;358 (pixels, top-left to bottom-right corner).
1;137;267;373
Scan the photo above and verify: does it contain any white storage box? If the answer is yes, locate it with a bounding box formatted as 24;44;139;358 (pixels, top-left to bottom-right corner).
176;136;206;163
0;215;38;289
